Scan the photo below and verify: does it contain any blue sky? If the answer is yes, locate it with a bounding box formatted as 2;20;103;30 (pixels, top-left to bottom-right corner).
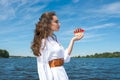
0;0;120;57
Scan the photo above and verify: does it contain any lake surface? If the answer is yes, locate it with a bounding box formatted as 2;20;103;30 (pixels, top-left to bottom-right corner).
0;58;120;80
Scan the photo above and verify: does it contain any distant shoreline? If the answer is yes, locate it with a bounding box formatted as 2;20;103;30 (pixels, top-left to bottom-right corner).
73;51;120;58
1;51;120;58
9;56;35;58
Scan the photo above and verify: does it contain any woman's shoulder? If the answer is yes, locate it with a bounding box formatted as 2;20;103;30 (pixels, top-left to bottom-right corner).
41;36;52;42
41;38;46;43
41;37;52;46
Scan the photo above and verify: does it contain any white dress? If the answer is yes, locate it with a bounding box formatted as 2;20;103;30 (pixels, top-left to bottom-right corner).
37;36;71;80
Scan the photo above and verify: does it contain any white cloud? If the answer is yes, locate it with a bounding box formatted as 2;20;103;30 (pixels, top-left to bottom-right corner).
81;2;120;23
72;0;80;3
0;0;16;20
0;32;31;45
0;0;48;21
80;38;103;42
16;1;47;13
76;33;106;43
28;5;46;13
0;23;33;35
89;2;120;15
85;23;116;31
84;33;106;39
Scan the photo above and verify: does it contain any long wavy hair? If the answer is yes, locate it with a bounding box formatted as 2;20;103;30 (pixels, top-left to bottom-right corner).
31;12;56;56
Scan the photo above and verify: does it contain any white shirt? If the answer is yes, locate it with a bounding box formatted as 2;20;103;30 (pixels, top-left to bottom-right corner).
37;36;71;80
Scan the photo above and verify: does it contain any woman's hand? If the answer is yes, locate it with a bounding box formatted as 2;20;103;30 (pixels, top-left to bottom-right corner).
72;33;84;42
72;28;84;42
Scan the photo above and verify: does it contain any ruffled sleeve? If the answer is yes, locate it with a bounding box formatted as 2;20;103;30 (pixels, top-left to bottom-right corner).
36;39;53;80
64;48;71;63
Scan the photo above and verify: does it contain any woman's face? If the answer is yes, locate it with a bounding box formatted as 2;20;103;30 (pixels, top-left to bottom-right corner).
51;16;60;32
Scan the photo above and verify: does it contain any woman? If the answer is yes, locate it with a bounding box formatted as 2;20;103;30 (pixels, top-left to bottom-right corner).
31;12;83;80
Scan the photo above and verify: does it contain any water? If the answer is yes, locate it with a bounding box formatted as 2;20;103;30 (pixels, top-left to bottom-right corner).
0;58;120;80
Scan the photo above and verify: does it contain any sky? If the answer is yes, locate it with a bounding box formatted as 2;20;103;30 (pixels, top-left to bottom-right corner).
0;0;120;57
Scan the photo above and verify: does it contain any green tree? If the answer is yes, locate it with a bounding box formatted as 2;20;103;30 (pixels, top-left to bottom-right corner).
0;49;9;58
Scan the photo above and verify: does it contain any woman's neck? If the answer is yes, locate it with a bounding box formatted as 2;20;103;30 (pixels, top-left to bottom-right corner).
49;31;54;37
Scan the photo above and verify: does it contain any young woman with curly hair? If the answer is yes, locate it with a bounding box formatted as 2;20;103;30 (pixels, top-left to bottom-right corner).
31;12;83;80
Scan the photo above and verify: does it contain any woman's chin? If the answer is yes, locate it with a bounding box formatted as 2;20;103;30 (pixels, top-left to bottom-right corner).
56;28;60;31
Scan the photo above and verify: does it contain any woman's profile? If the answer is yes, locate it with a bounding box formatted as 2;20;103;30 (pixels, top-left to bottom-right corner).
31;12;84;80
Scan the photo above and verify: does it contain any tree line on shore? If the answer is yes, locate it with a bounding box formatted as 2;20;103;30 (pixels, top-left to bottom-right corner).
73;52;120;58
0;49;9;58
0;49;33;58
0;49;120;58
